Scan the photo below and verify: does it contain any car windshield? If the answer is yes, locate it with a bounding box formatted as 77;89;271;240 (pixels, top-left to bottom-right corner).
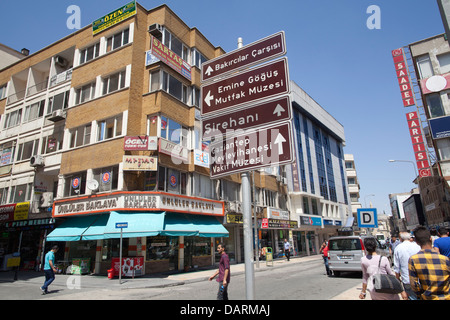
328;238;362;251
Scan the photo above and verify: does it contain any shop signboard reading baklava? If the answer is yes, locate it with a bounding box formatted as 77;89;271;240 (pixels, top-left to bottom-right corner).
53;192;224;217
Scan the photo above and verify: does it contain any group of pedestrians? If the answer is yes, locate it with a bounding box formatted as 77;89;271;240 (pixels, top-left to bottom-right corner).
360;226;450;300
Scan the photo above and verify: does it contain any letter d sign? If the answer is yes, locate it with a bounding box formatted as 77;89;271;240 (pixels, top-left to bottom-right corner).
357;208;378;229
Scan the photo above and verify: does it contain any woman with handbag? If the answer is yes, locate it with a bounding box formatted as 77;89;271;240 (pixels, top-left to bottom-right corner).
359;237;404;300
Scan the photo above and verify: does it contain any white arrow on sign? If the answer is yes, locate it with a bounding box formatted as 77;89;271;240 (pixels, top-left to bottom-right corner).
205;66;214;77
204;91;214;107
273;133;286;155
273;104;285;117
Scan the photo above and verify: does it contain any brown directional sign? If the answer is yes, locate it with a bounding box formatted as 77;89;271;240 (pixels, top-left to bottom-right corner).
201;58;289;117
201;31;287;82
209;121;294;178
202;95;291;140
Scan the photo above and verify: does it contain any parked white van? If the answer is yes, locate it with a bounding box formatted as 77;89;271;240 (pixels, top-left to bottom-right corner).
327;236;390;277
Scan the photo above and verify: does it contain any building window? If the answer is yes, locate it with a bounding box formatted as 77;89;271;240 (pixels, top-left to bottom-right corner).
3;109;22;129
64;172;87;197
102;70;126;95
192;173;215;199
163;28;188;61
106;28;129;53
23;100;45;122
0;187;9;204
9;183;32;203
70;124;91;148
426;93;445;118
160;116;188;147
42;127;64;154
47;90;69;114
0;85;7;100
79;43;100;65
416;54;434;79
191;48;207;68
150;70;188;104
75;82;96;105
436;139;450;160
158;166;187;194
314;127;328;200
97;114;122;142
16;139;39;161
437;52;450;74
0;142;14;166
93;166;119;192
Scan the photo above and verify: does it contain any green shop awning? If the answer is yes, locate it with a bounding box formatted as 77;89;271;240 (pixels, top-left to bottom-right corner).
46;215;99;242
102;211;165;239
161;212;229;238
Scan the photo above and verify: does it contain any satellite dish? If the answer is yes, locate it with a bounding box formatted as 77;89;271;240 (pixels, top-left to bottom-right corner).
87;179;99;191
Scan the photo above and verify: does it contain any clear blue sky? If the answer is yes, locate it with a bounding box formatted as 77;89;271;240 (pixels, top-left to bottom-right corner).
0;1;444;215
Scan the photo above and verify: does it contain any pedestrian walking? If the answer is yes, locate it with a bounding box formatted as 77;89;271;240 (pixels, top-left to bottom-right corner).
433;227;450;258
40;245;59;295
359;237;401;300
209;243;230;300
284;239;291;261
393;232;421;300
388;234;400;258
409;226;450;300
319;241;331;276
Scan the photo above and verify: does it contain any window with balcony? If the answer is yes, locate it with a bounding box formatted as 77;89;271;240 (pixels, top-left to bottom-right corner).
41;127;64;154
3;109;22;129
23;100;45;122
16;139;39;161
47;90;69;114
150;70;188;104
160;115;188;147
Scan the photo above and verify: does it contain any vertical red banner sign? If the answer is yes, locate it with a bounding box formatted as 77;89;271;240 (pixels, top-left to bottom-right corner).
406;111;432;177
392;48;415;107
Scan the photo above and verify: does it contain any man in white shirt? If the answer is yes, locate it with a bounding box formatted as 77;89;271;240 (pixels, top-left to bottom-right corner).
393;232;421;300
284;239;291;261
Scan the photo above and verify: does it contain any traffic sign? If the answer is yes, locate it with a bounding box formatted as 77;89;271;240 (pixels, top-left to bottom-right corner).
201;31;286;82
209;121;294;178
357;208;378;228
202;95;291;140
115;222;128;228
201;58;290;117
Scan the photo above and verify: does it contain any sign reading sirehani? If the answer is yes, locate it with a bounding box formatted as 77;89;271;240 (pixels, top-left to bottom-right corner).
201;58;289;117
92;0;136;35
201;31;286;82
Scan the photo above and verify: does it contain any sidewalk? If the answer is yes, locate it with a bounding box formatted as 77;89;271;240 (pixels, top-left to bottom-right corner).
0;255;360;299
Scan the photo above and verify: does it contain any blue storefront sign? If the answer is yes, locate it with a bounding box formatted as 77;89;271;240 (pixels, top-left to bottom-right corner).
429;115;450;139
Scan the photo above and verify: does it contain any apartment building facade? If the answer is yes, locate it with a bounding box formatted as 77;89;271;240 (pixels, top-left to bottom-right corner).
0;2;300;274
408;34;450;230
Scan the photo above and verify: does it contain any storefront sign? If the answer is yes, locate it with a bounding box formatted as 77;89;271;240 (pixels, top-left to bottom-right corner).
299;215;322;226
227;213;243;224
111;256;144;277
53;192;224;217
429;115;450;139
147;36;192;80
194;149;209;168
92;0;136;35
267;207;289;220
392;48;415;107
124;136;155;151
159;138;189;163
406;111;432;177
123;155;158;171
0;202;30;222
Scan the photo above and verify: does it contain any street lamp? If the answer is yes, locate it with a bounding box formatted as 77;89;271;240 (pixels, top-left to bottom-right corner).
364;194;375;207
388;159;418;178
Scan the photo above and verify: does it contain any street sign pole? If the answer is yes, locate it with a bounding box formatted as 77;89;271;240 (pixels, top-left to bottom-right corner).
119;227;123;284
237;37;255;301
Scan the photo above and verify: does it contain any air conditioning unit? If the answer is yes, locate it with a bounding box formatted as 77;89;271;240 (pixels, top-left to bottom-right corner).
30;155;44;167
48;109;66;122
39;192;54;208
148;23;163;37
55;55;67;68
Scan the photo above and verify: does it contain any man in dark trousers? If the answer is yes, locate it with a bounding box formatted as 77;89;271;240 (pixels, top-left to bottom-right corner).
41;245;59;295
209;243;230;300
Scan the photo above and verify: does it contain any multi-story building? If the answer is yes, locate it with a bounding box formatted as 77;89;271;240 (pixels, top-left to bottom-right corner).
287;82;351;255
0;2;296;274
0;1;352;274
407;34;450;229
344;154;362;226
